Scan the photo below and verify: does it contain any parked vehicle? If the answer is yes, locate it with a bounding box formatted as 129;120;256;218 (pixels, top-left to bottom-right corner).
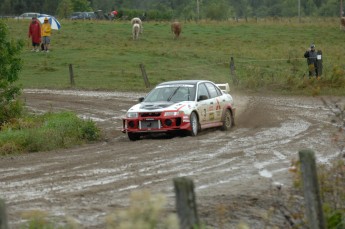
14;12;40;19
122;80;235;141
69;12;95;20
85;12;96;19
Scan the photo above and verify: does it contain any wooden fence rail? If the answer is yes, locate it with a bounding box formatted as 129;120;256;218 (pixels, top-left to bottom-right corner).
0;199;8;229
139;63;151;88
67;63;151;88
229;56;239;86
173;177;200;229
69;64;75;87
299;149;326;229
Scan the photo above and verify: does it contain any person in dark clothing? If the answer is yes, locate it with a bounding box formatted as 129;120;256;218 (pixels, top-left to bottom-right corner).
304;44;318;77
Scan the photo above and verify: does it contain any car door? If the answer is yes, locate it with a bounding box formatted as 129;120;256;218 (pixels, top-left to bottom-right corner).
204;82;223;122
196;83;212;126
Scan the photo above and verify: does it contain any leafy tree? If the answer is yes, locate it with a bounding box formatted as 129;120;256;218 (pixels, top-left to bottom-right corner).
90;0;115;12
204;0;229;20
72;0;92;12
318;0;339;16
303;0;318;16
179;2;197;21
57;0;73;18
229;0;252;19
0;21;24;126
0;0;13;15
13;0;27;14
0;0;344;21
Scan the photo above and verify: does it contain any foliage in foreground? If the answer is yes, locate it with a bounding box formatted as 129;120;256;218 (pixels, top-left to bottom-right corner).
19;190;179;229
0;111;100;155
106;190;179;229
0;20;24;126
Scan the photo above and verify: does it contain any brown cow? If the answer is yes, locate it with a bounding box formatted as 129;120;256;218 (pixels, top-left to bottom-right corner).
171;21;181;39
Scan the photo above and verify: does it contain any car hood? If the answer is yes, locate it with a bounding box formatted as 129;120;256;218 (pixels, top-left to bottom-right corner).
128;101;192;112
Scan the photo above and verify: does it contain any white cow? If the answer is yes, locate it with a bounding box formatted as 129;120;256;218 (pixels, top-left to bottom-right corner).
132;23;140;40
131;17;143;34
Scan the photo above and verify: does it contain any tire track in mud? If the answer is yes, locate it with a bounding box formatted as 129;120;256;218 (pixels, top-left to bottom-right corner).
0;90;343;228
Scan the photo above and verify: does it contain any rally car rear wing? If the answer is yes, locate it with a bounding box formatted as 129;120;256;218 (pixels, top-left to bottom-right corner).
216;83;230;93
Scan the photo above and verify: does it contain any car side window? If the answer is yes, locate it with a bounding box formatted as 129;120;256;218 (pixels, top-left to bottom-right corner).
197;83;210;100
205;83;220;98
215;86;222;96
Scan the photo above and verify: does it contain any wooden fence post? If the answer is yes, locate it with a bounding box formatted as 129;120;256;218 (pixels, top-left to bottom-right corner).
229;57;239;86
69;64;75;86
173;177;200;229
298;149;326;229
139;64;150;88
0;199;9;229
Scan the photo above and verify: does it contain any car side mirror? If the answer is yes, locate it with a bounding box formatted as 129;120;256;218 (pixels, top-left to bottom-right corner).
138;97;145;102
198;95;208;101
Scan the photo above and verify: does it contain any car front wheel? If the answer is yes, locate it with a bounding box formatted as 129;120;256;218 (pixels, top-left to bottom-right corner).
221;109;233;131
128;132;140;141
189;112;199;136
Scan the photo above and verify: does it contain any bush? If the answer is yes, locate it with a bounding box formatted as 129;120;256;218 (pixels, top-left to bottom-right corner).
0;20;24;126
0;112;101;154
0;100;24;128
81;120;100;141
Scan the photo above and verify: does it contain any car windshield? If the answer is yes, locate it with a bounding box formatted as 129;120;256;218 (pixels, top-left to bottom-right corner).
144;84;196;102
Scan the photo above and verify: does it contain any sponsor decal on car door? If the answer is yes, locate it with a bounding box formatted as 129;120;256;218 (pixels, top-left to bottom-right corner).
197;83;211;125
198;99;210;124
214;97;222;121
205;82;223;122
208;98;216;121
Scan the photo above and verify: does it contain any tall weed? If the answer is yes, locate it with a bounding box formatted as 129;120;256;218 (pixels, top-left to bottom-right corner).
106;190;179;229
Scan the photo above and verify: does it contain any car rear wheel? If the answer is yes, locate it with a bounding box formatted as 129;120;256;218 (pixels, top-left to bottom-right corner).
128;132;140;141
189;112;199;136
221;109;233;131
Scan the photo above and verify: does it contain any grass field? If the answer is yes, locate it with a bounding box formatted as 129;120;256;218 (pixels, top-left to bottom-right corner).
4;17;345;94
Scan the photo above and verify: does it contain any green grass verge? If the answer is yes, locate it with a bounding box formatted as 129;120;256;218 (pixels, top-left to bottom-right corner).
2;17;344;95
0;112;100;155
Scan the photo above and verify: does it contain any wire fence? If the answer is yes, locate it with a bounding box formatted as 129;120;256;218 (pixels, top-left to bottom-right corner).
25;53;340;90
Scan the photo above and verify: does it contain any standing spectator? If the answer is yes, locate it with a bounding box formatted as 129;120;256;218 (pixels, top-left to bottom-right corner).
304;44;318;78
41;17;52;52
110;10;118;20
28;17;41;52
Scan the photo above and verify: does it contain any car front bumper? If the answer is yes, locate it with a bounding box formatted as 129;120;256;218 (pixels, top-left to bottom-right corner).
122;115;191;133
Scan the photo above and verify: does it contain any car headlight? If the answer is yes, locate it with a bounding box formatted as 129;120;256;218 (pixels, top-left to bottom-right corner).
126;112;138;118
164;111;184;116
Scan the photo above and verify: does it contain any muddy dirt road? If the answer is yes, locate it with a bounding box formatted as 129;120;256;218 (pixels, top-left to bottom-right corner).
0;89;342;228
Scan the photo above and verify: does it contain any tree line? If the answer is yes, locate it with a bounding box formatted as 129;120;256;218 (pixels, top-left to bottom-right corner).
0;0;343;20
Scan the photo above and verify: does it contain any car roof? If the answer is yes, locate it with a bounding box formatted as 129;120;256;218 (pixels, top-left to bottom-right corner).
157;80;212;87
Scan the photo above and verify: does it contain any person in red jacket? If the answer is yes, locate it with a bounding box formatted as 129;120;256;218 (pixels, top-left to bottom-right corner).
28;17;41;52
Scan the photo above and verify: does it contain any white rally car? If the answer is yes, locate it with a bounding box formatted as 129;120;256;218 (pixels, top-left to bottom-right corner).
122;80;235;141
